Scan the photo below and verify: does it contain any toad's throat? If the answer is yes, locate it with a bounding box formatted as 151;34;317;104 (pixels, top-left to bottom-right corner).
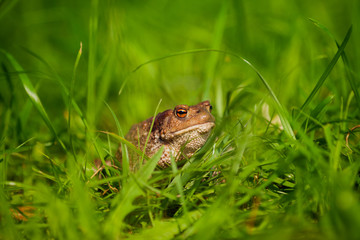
171;122;215;136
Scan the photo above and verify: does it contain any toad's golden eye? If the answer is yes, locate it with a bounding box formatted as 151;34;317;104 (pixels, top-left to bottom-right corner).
176;108;187;118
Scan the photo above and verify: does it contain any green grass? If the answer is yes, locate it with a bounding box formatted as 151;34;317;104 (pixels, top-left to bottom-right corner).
1;0;360;239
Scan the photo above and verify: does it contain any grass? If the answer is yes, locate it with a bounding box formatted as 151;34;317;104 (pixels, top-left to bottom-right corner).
1;0;360;239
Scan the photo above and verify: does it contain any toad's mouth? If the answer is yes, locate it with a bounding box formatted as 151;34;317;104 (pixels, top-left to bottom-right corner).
171;122;215;136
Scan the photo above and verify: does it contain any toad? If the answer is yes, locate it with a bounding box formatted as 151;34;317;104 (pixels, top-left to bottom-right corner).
116;100;215;170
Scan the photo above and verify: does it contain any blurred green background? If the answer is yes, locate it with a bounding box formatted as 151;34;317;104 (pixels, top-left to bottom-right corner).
1;0;358;132
1;0;360;239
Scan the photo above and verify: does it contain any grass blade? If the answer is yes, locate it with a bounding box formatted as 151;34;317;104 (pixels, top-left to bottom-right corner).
0;49;66;151
129;49;296;140
170;155;188;215
68;42;83;162
310;19;360;107
104;101;130;177
87;0;99;127
99;131;150;162
299;25;352;113
21;47;87;121
141;99;162;165
105;148;163;237
203;0;229;100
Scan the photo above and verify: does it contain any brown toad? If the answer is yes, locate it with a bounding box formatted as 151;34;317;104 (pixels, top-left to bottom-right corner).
116;100;215;170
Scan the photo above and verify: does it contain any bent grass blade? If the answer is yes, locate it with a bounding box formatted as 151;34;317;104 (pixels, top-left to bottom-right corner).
0;49;66;151
125;49;296;140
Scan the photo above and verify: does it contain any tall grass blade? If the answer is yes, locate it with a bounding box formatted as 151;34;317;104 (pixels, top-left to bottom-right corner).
104;102;123;136
95;54;115;118
21;47;87;122
87;0;99;127
68;42;83;162
104;101;129;177
129;49;296;140
0;64;12;148
203;0;229;100
141;99;162;165
309;19;360;107
0;49;66;151
299;26;352;113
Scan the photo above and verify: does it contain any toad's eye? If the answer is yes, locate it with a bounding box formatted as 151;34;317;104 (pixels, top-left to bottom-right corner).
209;105;213;112
176;108;187;118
